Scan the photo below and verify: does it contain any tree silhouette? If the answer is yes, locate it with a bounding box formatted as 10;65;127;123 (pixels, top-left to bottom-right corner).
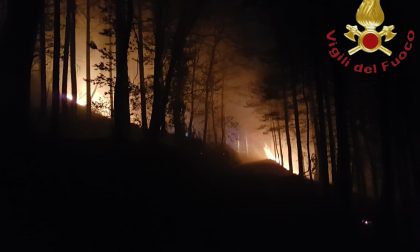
51;0;61;132
39;0;48;115
114;0;133;138
62;0;72;112
69;0;77;112
135;0;147;130
86;0;92;115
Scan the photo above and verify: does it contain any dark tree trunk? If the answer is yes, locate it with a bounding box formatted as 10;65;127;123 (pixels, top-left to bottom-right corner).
276;119;284;168
334;76;352;209
62;0;71;113
39;3;47;115
350;119;366;197
325;82;337;184
315;73;329;191
149;0;166;134
360;127;379;197
173;59;187;138
302;81;312;180
109;28;114;119
159;5;200;134
211;83;218;144
332;74;354;239
203;38;220;144
292;80;304;177
70;0;77;112
282;82;293;174
203;77;210;144
137;0;147;130
378;76;410;247
52;0;61;132
309;77;322;181
114;0;133;139
271;120;279;161
188;49;199;138
86;0;92;115
220;80;225;144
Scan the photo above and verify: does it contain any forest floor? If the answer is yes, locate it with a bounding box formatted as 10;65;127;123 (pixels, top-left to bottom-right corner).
2;114;384;251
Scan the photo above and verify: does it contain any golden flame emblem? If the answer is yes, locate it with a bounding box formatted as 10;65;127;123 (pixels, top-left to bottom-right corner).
345;0;396;56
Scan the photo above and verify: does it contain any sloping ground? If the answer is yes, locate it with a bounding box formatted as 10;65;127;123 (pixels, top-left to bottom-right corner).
235;159;291;176
3;135;380;252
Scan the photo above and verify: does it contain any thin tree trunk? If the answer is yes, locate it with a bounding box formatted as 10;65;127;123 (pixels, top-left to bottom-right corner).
86;0;92;115
203;79;213;143
276;119;284;167
334;74;352;221
52;0;61;131
203;78;210;144
109;27;114;119
173;59;187;138
283;83;293;174
360;128;379;197
271;120;279;161
203;38;220;144
149;0;165;134
220;79;225;144
325;82;337;184
70;0;77;112
292;80;304;177
350;119;366;197
316;74;329;191
62;0;71;113
39;4;47;115
211;82;218;144
137;0;147;130
273;119;281;161
188;49;199;138
302;81;313;180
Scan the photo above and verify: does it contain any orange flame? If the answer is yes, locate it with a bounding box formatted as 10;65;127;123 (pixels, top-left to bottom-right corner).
264;144;280;164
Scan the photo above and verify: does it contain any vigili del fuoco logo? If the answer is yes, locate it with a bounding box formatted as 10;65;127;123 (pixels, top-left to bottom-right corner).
326;0;415;74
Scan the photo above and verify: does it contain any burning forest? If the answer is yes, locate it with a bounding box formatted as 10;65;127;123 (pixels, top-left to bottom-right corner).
1;0;419;251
